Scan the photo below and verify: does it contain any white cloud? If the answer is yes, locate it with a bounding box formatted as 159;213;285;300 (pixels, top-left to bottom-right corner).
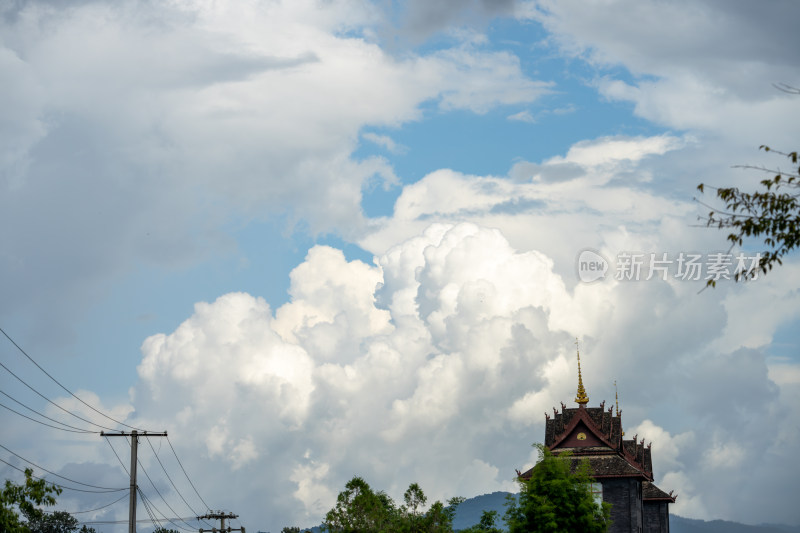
507;109;536;123
112;218;800;529
0;0;547;344
519;0;800;146
546;134;685;168
3;1;799;530
362;132;407;154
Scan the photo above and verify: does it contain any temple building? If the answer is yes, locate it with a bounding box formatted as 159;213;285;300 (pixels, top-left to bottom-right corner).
518;345;676;533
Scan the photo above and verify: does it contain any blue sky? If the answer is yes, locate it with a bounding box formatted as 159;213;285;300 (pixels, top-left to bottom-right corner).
1;1;799;531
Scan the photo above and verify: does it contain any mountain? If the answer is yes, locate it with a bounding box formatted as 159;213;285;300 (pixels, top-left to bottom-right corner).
452;491;514;531
670;515;800;533
266;492;800;533
451;492;800;533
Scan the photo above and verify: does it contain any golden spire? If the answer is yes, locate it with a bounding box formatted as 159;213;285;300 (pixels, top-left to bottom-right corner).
574;338;589;405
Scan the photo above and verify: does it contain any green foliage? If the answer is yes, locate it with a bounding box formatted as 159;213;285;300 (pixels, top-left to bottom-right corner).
697;146;800;286
23;509;81;533
503;444;610;533
459;510;503;533
323;476;397;532
1;468;61;533
281;527;302;533
0;470;96;533
322;476;462;533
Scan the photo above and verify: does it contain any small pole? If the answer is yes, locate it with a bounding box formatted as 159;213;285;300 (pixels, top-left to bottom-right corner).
128;430;137;533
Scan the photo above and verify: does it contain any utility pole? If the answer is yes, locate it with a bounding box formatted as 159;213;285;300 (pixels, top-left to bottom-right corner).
102;430;168;533
199;511;245;533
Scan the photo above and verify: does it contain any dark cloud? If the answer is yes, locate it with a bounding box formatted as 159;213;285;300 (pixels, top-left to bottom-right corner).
400;0;516;41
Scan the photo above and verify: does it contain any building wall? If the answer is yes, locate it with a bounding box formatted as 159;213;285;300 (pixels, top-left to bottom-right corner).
602;478;643;533
643;502;669;533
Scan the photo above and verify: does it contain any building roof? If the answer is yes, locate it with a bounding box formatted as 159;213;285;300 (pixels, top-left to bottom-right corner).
524;342;675;500
543;402;654;480
643;481;677;503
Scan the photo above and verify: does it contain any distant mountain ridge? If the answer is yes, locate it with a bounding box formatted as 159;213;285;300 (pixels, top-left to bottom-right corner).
281;491;800;533
450;492;800;533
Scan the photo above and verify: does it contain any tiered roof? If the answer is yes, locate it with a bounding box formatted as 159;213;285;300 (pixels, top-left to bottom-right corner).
519;341;675;503
543;402;652;480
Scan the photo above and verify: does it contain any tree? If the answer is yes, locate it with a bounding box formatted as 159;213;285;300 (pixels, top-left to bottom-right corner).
460;510;502;533
323;476;397;533
23;509;84;533
322;476;462;533
1;469;96;533
23;507;97;533
503;444;610;533
697;146;800;286
1;468;61;533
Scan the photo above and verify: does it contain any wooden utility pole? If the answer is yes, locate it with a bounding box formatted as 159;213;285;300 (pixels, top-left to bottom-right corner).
199;511;245;533
102;430;168;533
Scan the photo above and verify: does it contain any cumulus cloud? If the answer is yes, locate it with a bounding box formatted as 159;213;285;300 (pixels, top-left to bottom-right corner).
519;0;800;145
3;1;799;531
110;220;800;529
0;0;547;348
360;133;698;288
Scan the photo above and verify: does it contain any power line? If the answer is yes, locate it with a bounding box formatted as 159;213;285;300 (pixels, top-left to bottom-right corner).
0;389;99;433
0;326;143;431
50;493;129;515
0;458;127;494
138;488;196;532
103;436;130;477
80;517;202;525
136;452;198;531
0;399;98;434
146;436;206;520
0;359;120;432
0;443;123;490
167;435;211;512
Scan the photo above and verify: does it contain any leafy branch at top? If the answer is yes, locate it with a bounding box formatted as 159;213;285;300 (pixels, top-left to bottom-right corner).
697;146;800;287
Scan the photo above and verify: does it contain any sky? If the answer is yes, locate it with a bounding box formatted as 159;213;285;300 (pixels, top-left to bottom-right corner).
1;0;799;531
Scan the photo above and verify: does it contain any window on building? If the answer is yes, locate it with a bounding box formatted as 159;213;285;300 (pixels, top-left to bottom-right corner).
590;482;603;506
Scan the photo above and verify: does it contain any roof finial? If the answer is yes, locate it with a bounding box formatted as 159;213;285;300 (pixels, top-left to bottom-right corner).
615;380;624;436
575;338;589;405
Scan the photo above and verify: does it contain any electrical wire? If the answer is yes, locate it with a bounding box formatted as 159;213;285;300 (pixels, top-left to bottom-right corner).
0;360;120;432
49;492;129;515
103;436;130;477
106;435;212;529
79;517;200;525
0;400;98;434
136;455;197;531
0;326;143;431
145;437;205;519
0;458;127;493
138;487;195;532
167;435;211;512
0;329;219;530
0;443;123;490
0;390;99;433
138;487;163;531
